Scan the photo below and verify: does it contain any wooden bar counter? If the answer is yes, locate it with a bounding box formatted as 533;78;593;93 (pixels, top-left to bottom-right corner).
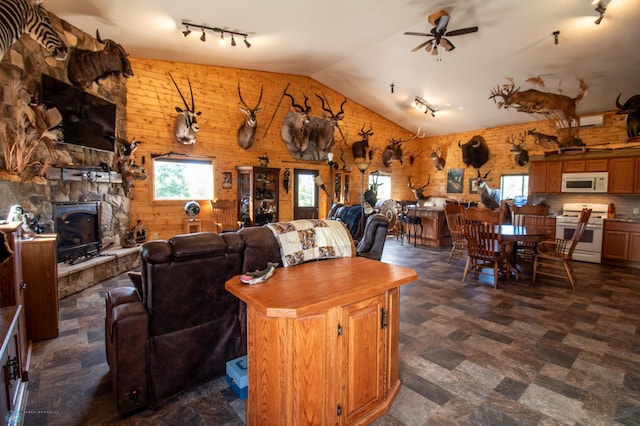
226;257;417;425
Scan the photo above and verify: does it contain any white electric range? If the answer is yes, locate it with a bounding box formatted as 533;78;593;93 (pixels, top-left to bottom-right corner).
555;203;608;264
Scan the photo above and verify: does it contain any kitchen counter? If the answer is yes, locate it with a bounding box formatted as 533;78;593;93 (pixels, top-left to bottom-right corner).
605;216;640;223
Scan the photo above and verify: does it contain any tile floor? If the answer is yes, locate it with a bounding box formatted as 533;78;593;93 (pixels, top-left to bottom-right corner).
23;236;640;425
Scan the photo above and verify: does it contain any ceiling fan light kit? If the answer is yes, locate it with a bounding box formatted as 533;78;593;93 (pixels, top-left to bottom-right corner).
181;21;251;48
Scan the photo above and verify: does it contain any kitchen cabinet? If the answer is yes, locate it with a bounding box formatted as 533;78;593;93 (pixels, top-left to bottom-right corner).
602;221;640;266
225;257;417;425
529;161;562;194
562;159;608;172
608;157;636;193
21;235;59;341
0;306;27;425
237;166;280;226
0;223;29;380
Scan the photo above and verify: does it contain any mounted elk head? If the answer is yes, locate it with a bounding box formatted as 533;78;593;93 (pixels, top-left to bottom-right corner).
430;147;445;170
352;124;373;160
458;135;489;169
408;175;431;200
489;77;588;126
237;84;263;149
382;128;423;167
506;132;529;166
169;73;201;145
616;93;640;139
475;169;501;210
67;30;133;88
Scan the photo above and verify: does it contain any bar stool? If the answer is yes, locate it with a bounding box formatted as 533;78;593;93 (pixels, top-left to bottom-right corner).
404;206;422;247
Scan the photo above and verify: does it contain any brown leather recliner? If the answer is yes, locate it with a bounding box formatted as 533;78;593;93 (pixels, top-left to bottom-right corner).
105;216;389;415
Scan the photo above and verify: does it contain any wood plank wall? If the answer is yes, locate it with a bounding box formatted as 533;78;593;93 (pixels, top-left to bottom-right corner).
126;57;628;240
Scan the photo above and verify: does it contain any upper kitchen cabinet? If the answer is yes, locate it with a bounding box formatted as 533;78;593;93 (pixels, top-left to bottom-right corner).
562;159;608;173
609;157;640;194
529;161;562;194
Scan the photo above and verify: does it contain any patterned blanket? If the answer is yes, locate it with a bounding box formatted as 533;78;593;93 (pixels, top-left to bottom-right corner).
266;219;355;267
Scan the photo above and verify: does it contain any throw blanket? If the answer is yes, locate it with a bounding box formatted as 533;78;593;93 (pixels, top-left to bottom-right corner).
266;219;355;267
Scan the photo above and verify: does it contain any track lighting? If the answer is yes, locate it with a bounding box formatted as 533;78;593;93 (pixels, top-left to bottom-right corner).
413;97;437;117
181;21;252;48
552;30;560;45
592;0;609;25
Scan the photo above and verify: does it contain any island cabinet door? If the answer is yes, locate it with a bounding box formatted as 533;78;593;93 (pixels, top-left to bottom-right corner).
341;293;387;425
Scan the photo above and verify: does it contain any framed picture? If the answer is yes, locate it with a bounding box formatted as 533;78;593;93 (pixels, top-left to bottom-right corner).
469;178;478;194
221;172;232;189
447;168;464;194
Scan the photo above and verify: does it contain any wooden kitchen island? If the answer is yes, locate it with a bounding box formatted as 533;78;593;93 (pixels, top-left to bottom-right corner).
225;257;417;425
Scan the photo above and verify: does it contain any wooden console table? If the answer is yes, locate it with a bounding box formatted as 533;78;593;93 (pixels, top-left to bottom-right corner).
226;257;417;425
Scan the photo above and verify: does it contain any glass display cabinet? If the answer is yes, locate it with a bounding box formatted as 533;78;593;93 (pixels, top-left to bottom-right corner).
237;166;280;226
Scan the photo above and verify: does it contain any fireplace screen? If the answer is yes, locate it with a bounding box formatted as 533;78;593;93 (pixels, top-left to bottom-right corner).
53;202;100;263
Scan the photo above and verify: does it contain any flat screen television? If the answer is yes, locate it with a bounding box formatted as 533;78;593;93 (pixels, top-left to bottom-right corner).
40;74;116;152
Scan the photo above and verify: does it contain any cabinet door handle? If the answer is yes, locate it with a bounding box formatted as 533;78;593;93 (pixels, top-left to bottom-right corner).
7;356;20;382
20;282;27;291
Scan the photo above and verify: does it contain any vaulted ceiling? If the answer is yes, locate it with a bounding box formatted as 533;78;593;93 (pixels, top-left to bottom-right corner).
45;0;640;137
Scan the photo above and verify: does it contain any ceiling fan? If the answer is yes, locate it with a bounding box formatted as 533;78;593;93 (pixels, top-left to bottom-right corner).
404;10;478;56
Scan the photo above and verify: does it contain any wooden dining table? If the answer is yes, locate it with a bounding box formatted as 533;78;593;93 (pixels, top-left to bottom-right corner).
497;225;549;281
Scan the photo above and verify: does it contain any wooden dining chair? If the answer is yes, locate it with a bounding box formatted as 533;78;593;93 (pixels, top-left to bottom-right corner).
210;199;243;233
444;203;467;263
512;204;549;262
462;207;513;288
532;208;591;290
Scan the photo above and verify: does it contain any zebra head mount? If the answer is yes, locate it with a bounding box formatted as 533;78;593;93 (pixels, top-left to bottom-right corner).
0;0;68;61
169;73;201;145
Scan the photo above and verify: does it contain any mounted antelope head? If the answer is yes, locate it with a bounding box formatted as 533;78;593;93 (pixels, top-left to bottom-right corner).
283;91;311;154
475;169;501;210
352;124;373;160
382;128;424;167
430;147;445;170
314;93;347;153
506;132;529;166
408;175;431;200
169;73;201;145
237;84;263;149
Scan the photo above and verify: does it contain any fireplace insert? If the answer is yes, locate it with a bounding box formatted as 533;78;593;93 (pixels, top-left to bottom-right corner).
53;202;100;263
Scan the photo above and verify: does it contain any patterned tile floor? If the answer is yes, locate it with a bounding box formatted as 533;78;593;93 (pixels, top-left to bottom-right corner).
23;236;640;425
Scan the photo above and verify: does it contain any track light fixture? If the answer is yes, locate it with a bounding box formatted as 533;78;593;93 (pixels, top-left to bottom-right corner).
592;0;609;25
412;97;437;117
181;21;251;48
552;30;560;45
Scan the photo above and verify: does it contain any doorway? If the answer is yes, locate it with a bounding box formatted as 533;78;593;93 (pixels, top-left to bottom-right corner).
294;169;319;219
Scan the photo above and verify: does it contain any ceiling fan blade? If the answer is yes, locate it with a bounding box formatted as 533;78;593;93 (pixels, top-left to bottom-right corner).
404;32;431;37
411;40;432;52
445;26;479;37
440;38;455;51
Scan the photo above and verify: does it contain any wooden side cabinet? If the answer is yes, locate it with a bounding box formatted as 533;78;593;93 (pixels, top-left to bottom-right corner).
21;235;59;341
0;306;27;424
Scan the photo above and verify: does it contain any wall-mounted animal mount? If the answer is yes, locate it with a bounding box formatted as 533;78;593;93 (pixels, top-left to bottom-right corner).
117;139;147;195
382;128;423;167
67;30;133;88
506;132;529;166
237;84;263;149
408;175;431;200
280;92;344;160
616;93;640;140
0;0;68;61
430;147;445;170
489;77;588;127
475;169;501;210
169;73;201;145
458;135;489;169
352;124;373;160
526;129;558;147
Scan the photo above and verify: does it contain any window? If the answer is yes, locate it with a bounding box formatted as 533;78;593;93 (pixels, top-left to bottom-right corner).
153;157;214;200
368;173;391;201
501;174;529;200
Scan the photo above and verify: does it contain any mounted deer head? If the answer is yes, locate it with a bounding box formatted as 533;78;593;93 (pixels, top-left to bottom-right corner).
169;73;201;145
408;174;431;200
430;147;445;170
352;124;373;160
237;84;263;149
506;132;529;166
382;128;424;167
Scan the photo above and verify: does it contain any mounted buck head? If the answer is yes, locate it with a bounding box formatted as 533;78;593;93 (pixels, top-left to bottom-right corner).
170;73;201;145
458;135;489;169
408;175;431;200
352;124;373;160
430;147;445;170
316;94;346;127
475;169;501;210
506;132;529;166
382;128;423;167
237;84;263;149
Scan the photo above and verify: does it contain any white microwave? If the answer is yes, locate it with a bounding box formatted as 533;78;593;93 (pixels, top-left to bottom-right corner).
561;172;608;193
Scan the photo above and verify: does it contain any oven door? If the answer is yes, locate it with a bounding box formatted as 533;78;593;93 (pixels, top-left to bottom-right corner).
555;222;603;263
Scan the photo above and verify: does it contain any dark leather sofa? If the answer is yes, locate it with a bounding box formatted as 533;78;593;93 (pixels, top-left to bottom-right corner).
105;215;389;415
